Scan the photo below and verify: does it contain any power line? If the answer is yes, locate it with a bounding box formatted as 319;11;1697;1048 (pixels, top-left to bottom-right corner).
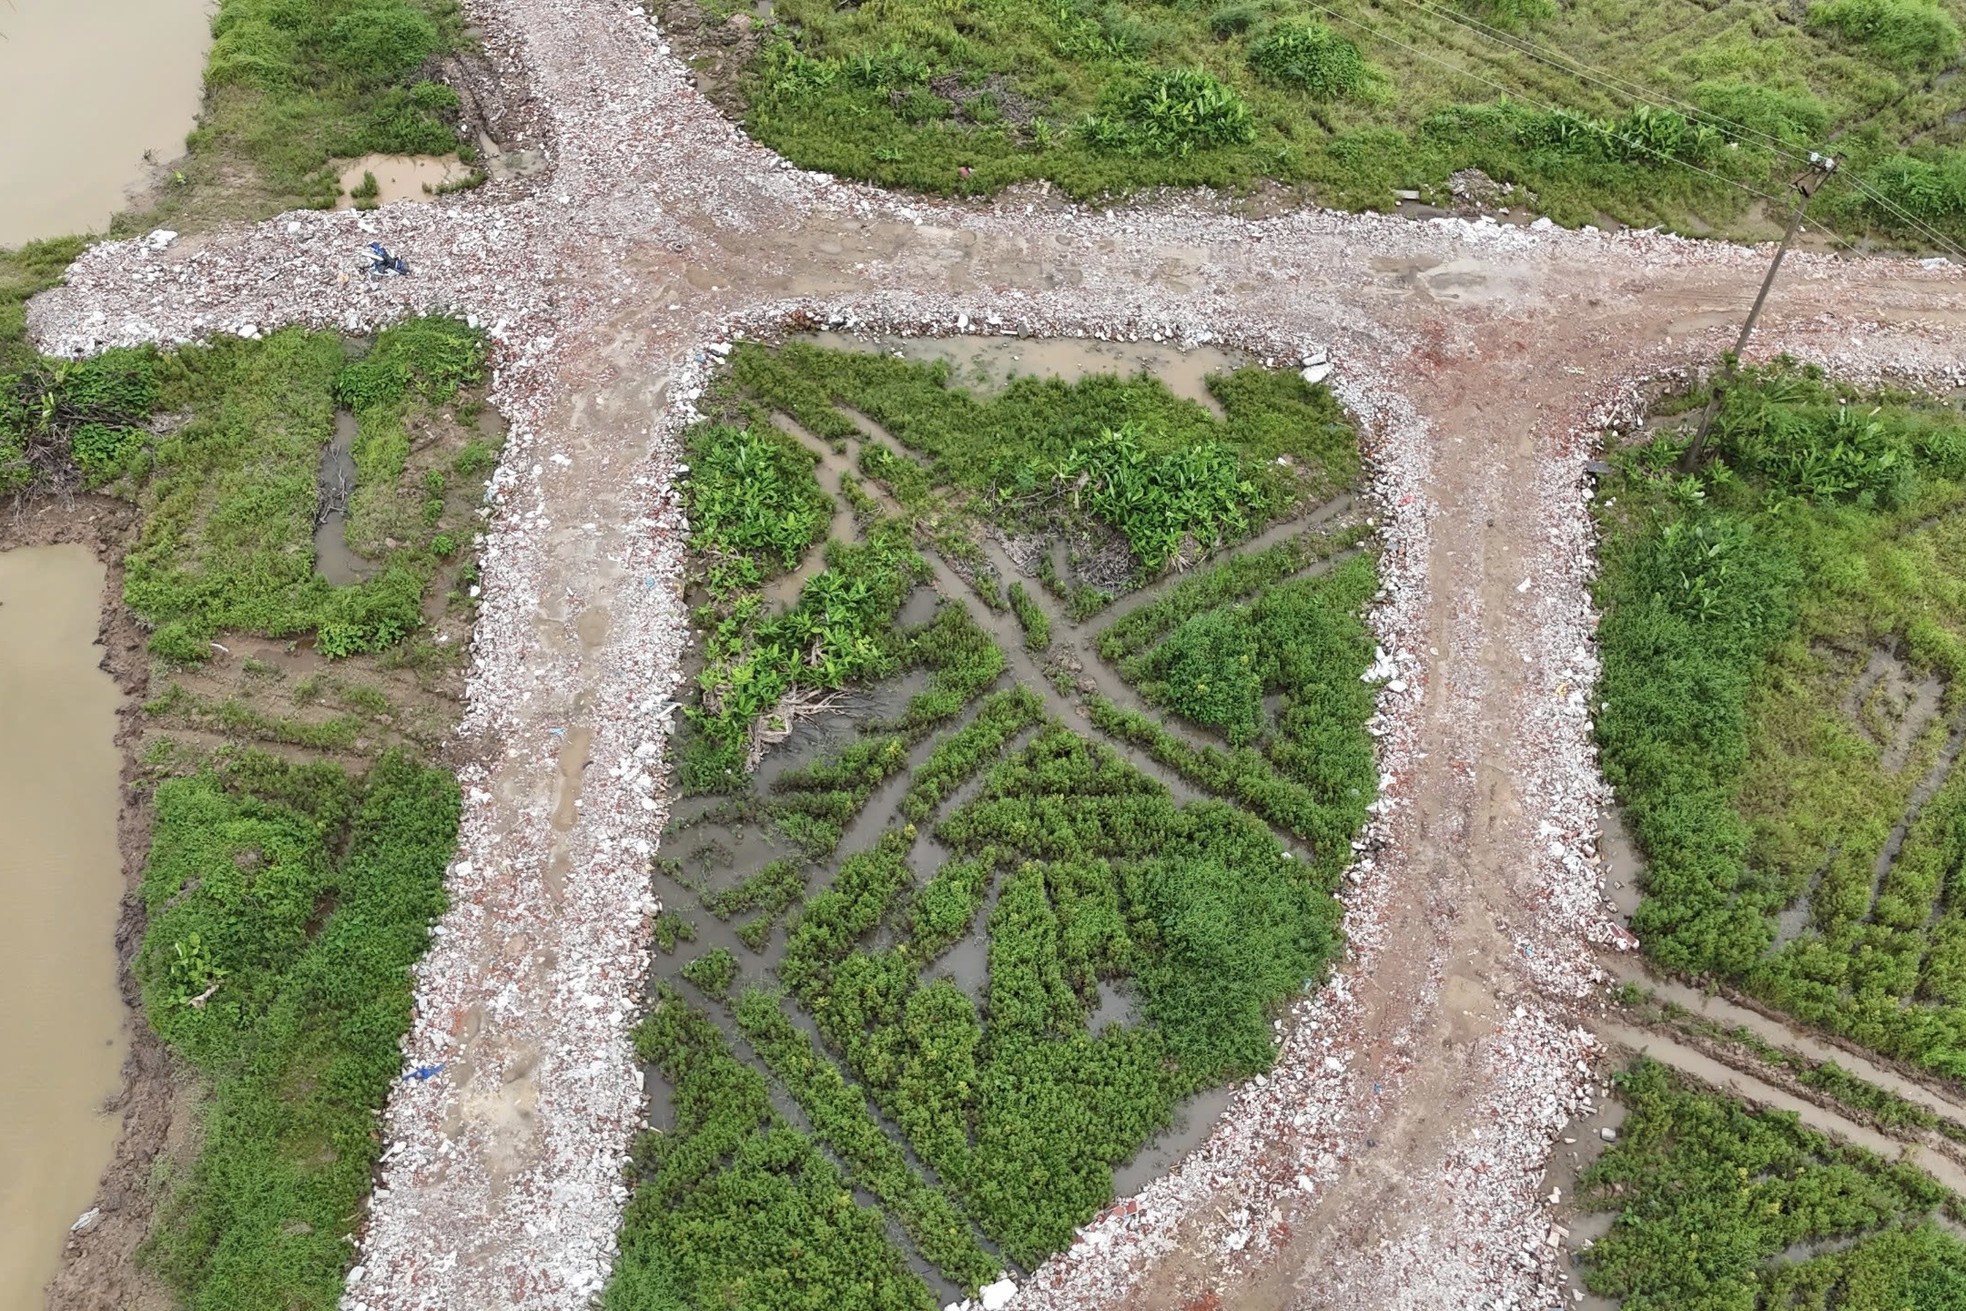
1402;0;1966;257
1376;0;1812;160
1296;0;1801;214
1348;0;1966;259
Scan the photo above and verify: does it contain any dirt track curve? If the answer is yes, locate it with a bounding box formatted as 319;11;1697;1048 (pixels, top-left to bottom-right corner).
26;0;1966;1306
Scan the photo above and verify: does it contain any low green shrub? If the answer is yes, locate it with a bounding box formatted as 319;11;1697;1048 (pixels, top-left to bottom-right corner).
705;859;807;921
1007;581;1052;652
1579;1059;1965;1307
681;946;740;998
734;989;1001;1291
1082;70;1255;158
780;728;1344;1265
1248;22;1371;100
901;687;1046;822
654;910;698;953
1143;608;1264;744
1862;150;1966;226
769;738;910;856
607;989;931;1311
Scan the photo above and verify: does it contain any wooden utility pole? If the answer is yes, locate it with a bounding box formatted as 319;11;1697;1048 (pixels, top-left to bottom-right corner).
1679;153;1838;472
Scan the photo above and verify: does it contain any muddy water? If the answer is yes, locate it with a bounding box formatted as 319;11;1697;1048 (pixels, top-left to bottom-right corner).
807;332;1248;417
0;546;127;1308
336;155;474;209
315;411;373;586
0;0;211;246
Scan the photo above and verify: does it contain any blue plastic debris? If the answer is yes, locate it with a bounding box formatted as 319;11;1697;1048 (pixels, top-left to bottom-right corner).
405;1063;446;1082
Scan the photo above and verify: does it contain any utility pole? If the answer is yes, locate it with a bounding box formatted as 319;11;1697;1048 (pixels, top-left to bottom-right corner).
1679;153;1838;472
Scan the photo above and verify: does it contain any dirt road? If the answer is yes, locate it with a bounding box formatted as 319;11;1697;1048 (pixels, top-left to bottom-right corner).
26;0;1966;1305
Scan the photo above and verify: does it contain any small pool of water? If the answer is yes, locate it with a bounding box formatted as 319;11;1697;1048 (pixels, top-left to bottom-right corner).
0;544;128;1308
0;0;211;245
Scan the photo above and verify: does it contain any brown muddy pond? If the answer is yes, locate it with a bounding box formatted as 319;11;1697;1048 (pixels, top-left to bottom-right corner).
0;0;212;246
0;545;127;1308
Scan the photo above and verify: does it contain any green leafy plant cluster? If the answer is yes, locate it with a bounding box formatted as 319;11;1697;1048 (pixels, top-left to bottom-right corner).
883;601;1010;735
1081;69;1255;157
683;423;833;578
1247;21;1371;99
682;522;930;791
1596;365;1966;1078
1578;1059;1966;1309
730;343;1356;547
607;989;933;1311
0;346;159;495
1056;422;1263;572
134;750;458;1311
654;908;699;953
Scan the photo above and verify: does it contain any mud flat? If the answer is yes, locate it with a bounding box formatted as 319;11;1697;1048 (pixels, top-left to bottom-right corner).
0;544;127;1309
805;331;1248;415
0;0;210;245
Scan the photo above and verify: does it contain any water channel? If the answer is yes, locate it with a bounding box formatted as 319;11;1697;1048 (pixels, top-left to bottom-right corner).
0;545;127;1307
0;0;211;247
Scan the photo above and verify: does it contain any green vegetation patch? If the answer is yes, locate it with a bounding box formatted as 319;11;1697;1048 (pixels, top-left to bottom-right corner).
778;731;1343;1264
665;0;1966;244
1579;1058;1966;1309
626;341;1369;1296
3;316;492;664
0;237;90;373
135;750;458;1311
609;988;934;1311
119;317;487;662
729;340;1355;575
1595;364;1966;1079
144;0;473;227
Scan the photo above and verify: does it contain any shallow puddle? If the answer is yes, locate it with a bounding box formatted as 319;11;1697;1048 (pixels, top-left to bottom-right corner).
333;138;546;210
335;154;476;209
0;0;210;245
314;411;373;586
0;545;127;1307
806;331;1247;417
